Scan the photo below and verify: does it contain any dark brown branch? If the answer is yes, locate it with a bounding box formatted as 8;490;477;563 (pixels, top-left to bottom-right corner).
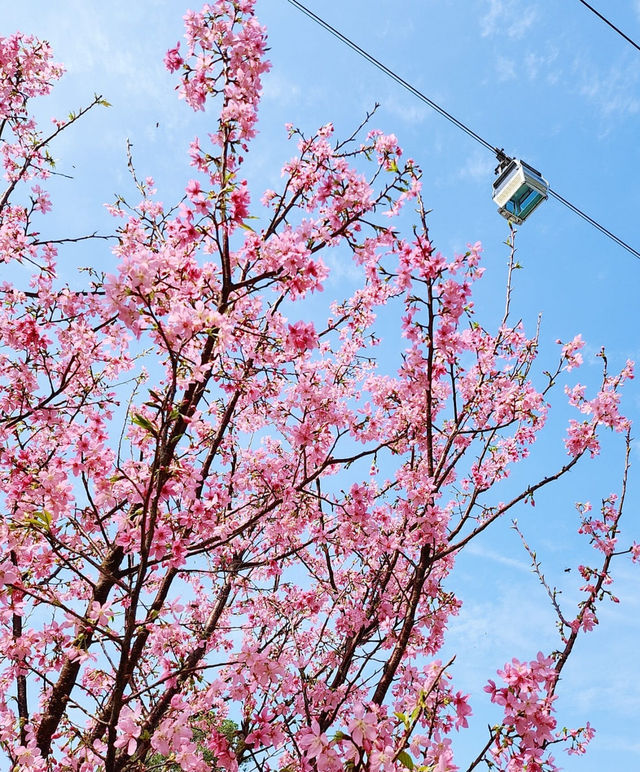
10;551;28;745
371;544;431;705
35;544;124;756
114;567;239;770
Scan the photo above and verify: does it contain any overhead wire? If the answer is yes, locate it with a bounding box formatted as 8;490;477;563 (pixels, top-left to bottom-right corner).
576;0;640;53
548;189;640;258
286;0;640;261
287;0;498;154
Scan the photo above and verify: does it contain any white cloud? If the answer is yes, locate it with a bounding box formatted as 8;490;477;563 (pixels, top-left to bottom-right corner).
481;0;537;40
493;48;559;85
443;581;557;692
456;152;496;184
596;735;640;754
464;541;532;572
577;55;640;122
495;55;517;83
524;48;559;82
382;93;430;126
262;71;302;104
374;14;415;41
324;250;363;286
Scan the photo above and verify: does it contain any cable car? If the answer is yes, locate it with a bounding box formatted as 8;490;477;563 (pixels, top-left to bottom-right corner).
492;158;549;224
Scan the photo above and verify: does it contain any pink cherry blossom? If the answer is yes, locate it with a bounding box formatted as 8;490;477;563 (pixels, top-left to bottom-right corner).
0;3;634;770
558;333;584;371
113;706;142;757
164;41;183;72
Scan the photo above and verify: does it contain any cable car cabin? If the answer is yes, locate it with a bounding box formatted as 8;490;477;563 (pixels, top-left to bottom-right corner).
492;159;549;225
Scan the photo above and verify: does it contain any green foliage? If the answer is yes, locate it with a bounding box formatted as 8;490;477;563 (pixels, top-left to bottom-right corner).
145;718;241;771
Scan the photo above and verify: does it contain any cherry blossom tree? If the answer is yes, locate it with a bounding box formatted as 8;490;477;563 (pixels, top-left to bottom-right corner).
0;3;636;771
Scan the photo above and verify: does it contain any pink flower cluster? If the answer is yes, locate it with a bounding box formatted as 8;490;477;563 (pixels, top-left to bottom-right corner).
0;33;64;192
485;652;596;770
564;360;632;457
0;1;635;769
557;333;584;371
485;653;559;771
165;0;270;147
577;495;619;556
0;33;63;119
286;320;318;354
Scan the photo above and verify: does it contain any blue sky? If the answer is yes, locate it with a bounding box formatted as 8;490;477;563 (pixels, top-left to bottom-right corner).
3;1;640;769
